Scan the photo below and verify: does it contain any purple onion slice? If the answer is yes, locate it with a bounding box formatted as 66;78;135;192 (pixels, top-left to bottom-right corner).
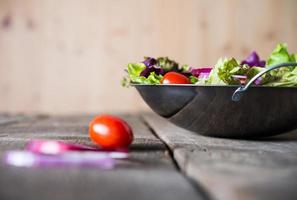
232;75;247;84
4;151;116;169
189;67;212;79
26;140;129;159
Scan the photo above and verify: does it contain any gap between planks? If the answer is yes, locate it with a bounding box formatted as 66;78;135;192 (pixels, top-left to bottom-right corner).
140;114;213;200
142;112;297;200
140;115;181;171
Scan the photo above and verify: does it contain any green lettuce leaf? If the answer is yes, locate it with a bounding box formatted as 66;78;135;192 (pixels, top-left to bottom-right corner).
146;72;163;84
246;67;276;85
246;67;263;79
266;43;296;77
157;57;179;71
189;75;198;84
264;43;297;86
122;63;146;86
122;63;163;86
206;58;248;85
293;54;297;62
205;58;226;85
266;67;297;87
127;63;146;79
181;64;190;73
267;43;295;66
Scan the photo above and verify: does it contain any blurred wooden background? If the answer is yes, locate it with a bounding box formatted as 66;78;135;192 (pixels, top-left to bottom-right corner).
0;0;296;114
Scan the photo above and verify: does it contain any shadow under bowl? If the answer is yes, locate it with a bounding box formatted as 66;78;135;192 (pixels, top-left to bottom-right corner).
134;84;297;138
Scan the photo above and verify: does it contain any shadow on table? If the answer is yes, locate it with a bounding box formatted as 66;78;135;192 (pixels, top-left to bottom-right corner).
129;143;167;151
249;129;297;142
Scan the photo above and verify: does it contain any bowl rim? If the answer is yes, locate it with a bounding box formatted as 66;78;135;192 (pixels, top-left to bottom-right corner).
132;84;297;89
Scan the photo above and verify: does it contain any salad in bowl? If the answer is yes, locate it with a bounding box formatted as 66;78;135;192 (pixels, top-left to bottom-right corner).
122;43;297;87
122;43;297;138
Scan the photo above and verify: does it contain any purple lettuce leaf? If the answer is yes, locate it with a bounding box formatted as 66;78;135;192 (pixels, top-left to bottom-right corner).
140;57;165;78
241;51;266;67
140;66;165;77
142;57;157;67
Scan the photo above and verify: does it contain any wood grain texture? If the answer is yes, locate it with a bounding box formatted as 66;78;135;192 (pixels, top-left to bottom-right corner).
0;114;204;200
0;0;296;114
143;113;297;200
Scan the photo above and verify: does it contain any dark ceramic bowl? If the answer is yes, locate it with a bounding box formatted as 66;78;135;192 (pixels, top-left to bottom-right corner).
134;62;297;138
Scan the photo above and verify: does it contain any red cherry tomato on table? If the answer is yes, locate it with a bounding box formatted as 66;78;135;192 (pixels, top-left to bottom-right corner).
89;115;133;149
161;72;191;84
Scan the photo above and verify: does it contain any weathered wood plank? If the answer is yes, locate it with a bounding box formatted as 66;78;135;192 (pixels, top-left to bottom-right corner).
0;114;204;200
143;113;297;200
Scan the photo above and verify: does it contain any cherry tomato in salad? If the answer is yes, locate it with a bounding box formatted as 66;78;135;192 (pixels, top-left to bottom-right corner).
89;115;133;149
161;72;191;84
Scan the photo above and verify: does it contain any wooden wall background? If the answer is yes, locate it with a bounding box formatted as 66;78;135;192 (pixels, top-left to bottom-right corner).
0;0;296;114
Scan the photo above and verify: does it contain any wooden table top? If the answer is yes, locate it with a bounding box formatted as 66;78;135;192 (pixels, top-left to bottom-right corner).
0;113;297;200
